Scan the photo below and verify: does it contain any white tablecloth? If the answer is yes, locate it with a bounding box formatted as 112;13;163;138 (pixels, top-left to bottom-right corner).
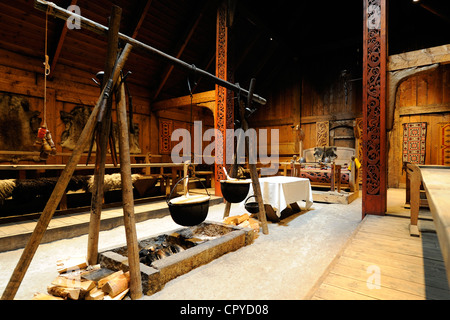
240;176;313;217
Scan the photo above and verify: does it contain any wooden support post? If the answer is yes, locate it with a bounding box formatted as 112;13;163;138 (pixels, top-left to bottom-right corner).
246;79;268;235
214;0;234;196
87;5;122;266
362;0;387;217
0;44;133;300
116;82;143;299
406;163;421;237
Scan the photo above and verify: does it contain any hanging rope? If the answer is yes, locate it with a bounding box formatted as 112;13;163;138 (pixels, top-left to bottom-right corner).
43;6;52;127
33;7;56;160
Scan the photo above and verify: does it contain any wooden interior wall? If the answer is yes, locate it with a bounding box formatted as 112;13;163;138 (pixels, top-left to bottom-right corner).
248;67;301;157
300;73;362;151
155;106;214;163
388;64;450;188
248;64;363;162
0;48;153;165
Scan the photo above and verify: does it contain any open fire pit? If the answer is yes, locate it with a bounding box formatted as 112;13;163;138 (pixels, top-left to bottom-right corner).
98;221;256;296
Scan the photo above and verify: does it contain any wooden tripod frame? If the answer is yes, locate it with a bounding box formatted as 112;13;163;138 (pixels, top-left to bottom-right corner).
1;6;143;300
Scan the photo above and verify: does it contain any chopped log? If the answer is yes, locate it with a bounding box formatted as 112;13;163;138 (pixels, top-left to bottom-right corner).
224;213;250;225
97;270;123;289
236;213;250;224
47;284;81;300
56;256;88;273
102;271;130;298
104;288;129;300
32;292;64;300
51;276;95;293
81;267;115;283
85;287;105;300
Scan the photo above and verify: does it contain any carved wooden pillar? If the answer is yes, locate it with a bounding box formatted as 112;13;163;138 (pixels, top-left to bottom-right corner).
214;0;234;196
362;0;387;217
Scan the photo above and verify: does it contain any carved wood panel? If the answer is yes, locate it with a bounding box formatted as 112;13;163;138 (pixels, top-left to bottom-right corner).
362;0;387;216
316;121;329;147
214;1;234;195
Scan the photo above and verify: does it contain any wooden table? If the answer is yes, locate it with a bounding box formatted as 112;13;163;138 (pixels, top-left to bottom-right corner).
238;176;313;220
406;163;450;286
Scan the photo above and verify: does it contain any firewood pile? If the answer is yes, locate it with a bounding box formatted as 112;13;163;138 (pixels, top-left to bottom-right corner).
223;213;260;236
32;256;130;300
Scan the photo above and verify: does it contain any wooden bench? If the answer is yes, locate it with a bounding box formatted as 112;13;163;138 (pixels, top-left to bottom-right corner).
0;163;185;210
290;147;359;192
406;163;450;286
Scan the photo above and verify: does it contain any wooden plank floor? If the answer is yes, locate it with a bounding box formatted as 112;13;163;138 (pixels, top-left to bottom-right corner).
308;215;450;300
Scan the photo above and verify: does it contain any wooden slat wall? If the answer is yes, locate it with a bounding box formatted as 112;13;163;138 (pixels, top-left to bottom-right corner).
388;64;450;188
0;47;153;165
249;66;362;159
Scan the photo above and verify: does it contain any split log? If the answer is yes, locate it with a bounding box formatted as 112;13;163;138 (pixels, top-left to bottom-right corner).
104;288;129;300
51;276;95;293
224;213;249;225
102;271;130;298
56;256;87;273
85;287;105;300
47;284;80;300
97;270;123;289
32;292;64;300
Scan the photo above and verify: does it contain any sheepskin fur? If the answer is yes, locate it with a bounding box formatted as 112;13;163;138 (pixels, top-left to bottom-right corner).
0;179;16;204
87;173;141;192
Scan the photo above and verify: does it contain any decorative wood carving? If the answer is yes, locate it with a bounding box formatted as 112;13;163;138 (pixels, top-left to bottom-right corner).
362;0;387;216
316;121;329;147
214;1;234;196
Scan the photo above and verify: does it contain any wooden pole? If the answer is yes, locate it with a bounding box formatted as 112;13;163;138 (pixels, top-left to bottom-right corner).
245;79;268;235
116;82;143;299
362;0;387;217
34;0;266;106
87;5;122;266
0;44;133;300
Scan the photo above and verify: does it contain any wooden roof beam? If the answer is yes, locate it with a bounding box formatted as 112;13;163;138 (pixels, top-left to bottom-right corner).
128;0;153;39
152;1;209;101
388;43;450;71
48;0;77;78
152;90;215;112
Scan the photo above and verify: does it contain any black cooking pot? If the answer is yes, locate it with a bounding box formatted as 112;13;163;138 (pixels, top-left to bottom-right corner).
244;195;259;214
220;179;251;203
167;176;210;226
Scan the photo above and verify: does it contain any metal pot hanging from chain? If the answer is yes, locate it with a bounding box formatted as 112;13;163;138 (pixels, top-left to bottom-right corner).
166;175;210;227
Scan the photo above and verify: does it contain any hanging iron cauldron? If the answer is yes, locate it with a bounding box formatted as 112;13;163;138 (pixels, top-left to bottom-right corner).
244;195;259;214
220;179;251;203
167;176;210;226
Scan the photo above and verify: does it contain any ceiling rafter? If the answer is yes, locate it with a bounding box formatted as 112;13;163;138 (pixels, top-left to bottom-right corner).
48;0;78;78
128;0;153;39
152;0;210;101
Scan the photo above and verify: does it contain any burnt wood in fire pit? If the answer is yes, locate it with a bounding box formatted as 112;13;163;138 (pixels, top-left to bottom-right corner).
98;221;255;296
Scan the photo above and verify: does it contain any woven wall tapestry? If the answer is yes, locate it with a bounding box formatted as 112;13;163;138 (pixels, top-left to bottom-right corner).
438;122;450;165
159;119;173;154
402;122;427;164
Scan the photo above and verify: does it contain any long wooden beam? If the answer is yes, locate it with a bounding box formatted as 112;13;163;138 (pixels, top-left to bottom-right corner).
34;0;267;106
49;0;78;78
388;43;450;71
130;0;152;39
153;1;209;101
152;90;215;111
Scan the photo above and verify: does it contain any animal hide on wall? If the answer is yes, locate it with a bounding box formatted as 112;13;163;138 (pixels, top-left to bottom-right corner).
0;93;42;162
60;105;141;154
